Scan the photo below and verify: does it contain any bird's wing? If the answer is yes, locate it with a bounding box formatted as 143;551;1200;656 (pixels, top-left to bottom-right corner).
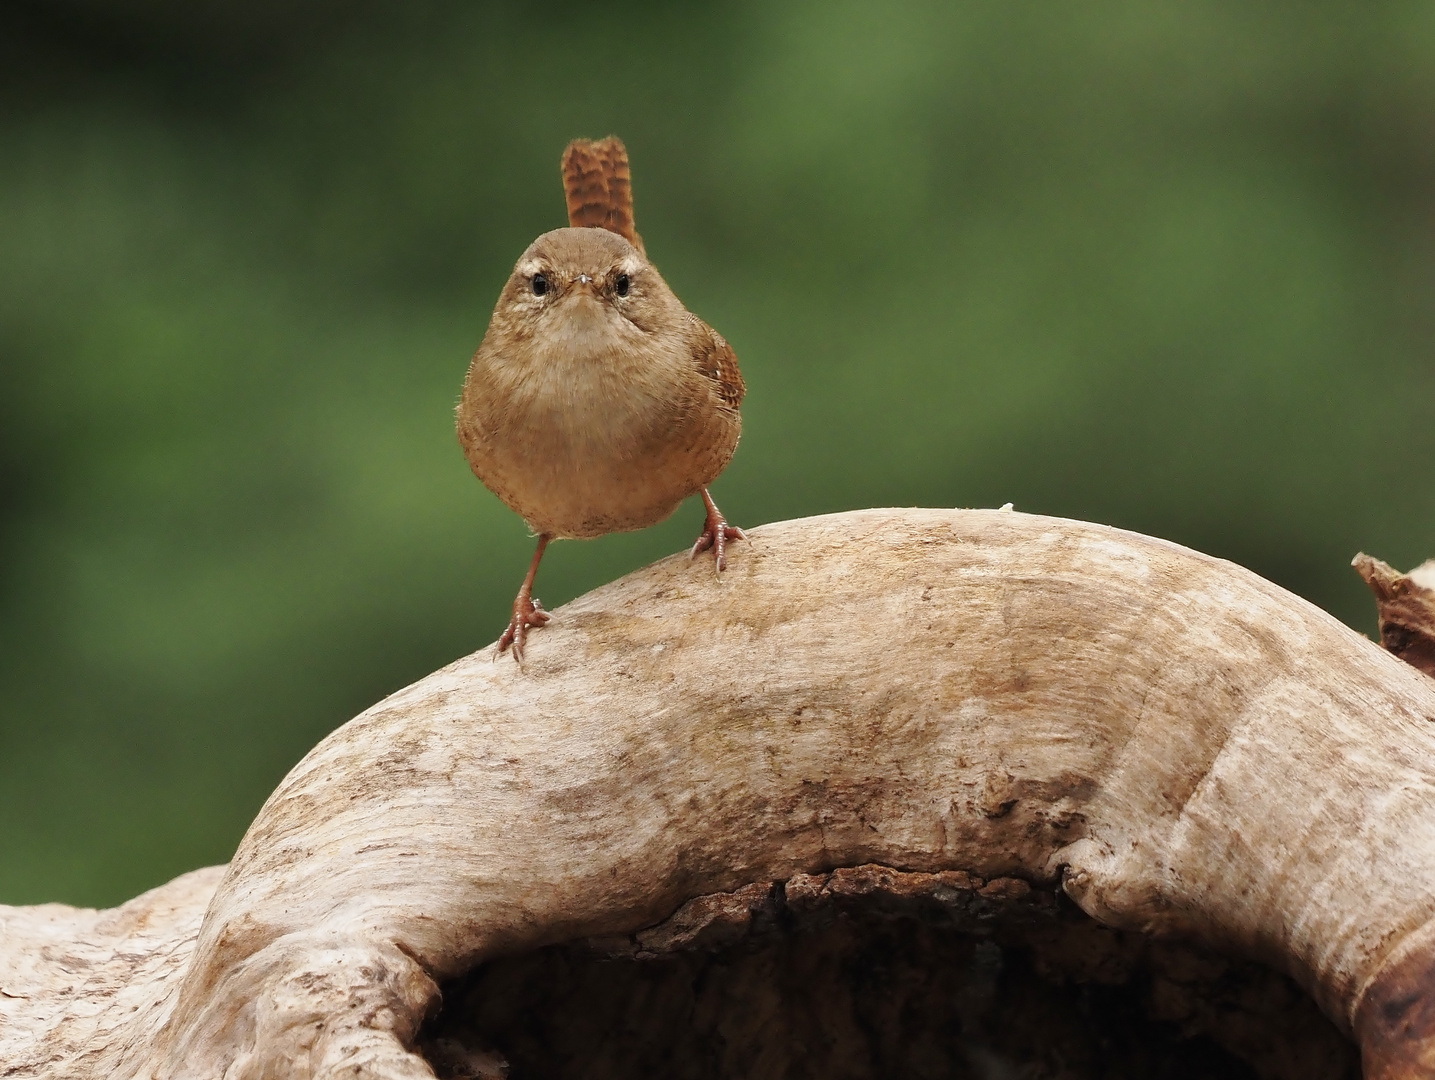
692;317;745;410
561;137;645;255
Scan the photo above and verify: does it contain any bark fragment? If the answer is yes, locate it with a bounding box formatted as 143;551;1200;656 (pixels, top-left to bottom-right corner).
1353;554;1435;677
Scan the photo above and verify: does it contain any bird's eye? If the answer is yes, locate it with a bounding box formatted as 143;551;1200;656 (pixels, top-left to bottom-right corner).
615;273;630;297
531;272;548;297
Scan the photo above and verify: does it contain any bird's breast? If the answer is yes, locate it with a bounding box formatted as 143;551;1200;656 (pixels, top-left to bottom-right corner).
459;332;737;538
516;338;681;457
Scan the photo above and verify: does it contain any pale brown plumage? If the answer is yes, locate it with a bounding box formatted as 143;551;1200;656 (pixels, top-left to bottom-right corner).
457;137;745;661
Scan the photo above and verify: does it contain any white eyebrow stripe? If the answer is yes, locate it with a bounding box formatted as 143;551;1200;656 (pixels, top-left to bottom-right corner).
516;259;547;277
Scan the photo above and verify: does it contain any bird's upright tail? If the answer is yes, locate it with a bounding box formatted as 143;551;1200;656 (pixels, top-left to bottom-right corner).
561;137;645;256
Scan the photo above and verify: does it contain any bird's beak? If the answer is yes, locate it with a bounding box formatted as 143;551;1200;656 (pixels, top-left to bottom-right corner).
567;273;601;305
559;274;605;329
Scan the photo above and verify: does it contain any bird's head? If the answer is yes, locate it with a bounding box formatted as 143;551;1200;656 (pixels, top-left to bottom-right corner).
488;227;678;354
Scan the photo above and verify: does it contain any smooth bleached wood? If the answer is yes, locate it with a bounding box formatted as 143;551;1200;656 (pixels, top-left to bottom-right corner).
2;509;1433;1079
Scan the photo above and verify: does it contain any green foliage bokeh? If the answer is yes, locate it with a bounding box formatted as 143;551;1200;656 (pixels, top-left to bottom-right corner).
1;2;1432;906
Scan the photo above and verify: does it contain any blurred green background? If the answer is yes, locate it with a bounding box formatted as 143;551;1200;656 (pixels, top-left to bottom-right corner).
1;2;1431;908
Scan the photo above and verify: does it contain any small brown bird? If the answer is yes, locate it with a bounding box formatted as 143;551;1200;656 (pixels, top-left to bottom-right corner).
457;137;746;660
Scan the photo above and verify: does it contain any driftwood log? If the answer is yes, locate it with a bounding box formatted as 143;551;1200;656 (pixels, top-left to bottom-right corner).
2;508;1435;1079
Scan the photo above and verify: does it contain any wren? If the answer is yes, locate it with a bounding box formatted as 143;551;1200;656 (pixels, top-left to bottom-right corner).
457;137;746;661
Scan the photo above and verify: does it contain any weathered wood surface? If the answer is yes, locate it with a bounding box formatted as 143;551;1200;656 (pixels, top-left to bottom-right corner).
2;509;1433;1079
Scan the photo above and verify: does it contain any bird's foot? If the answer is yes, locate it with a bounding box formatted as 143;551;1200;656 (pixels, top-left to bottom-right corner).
497;596;550;663
689;490;746;572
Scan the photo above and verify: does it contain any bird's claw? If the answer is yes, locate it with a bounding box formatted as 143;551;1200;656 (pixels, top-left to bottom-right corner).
497;597;550;663
690;511;746;573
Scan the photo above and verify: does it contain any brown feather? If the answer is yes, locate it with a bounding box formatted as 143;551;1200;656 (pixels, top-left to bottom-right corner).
691;316;745;410
561;137;646;256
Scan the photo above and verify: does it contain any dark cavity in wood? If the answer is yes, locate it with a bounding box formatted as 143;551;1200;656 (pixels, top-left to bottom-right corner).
419;864;1357;1080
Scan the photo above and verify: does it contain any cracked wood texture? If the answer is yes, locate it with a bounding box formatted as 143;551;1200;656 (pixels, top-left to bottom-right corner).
2;508;1434;1079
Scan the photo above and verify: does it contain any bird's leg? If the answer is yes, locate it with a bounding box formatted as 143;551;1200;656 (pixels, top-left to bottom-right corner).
689;488;746;572
498;534;552;662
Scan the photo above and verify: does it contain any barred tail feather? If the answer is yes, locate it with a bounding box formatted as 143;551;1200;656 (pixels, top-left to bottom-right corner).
561;137;645;255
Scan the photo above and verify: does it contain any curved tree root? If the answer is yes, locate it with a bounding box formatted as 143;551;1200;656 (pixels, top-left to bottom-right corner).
2;509;1434;1079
